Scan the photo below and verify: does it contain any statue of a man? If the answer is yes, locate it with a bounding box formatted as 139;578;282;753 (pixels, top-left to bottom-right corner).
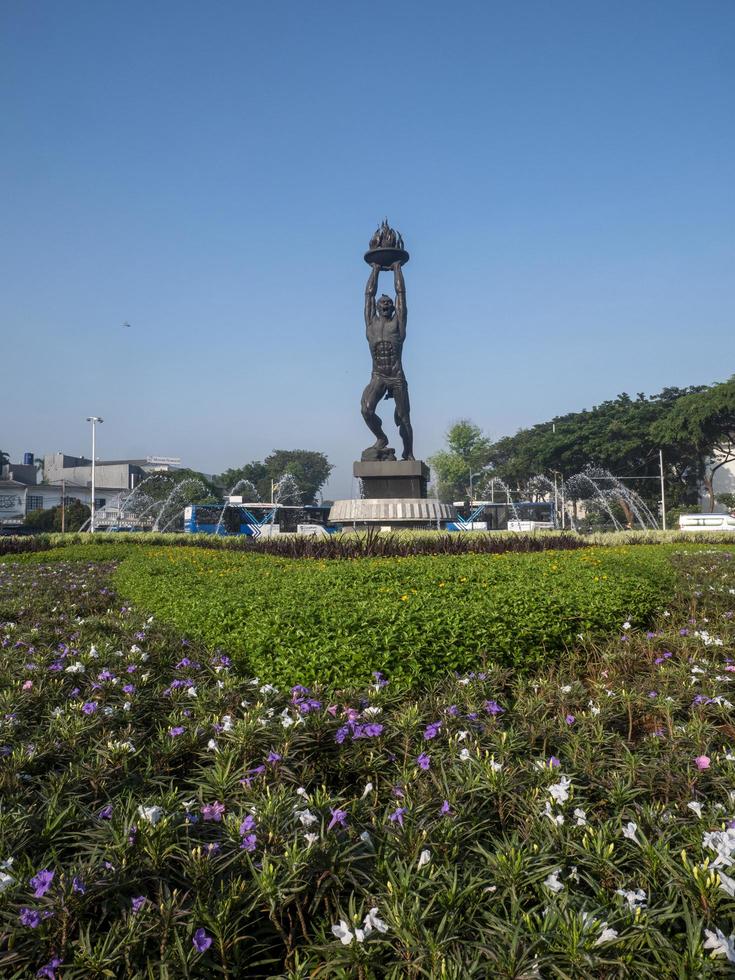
361;262;414;461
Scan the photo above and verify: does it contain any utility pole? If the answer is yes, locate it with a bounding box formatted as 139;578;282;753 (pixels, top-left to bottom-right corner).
61;478;65;533
86;416;103;532
659;449;667;531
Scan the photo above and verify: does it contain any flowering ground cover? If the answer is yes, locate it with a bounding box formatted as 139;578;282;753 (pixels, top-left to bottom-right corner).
0;547;735;976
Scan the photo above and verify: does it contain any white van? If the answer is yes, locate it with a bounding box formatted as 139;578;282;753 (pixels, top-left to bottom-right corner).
678;514;735;532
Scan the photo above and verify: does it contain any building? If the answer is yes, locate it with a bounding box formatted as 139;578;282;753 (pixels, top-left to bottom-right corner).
0;452;181;527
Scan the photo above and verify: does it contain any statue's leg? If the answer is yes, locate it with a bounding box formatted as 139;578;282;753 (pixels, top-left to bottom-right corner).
361;377;389;447
393;384;414;460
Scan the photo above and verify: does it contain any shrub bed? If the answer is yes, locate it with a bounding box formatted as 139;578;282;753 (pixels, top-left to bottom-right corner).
112;545;676;686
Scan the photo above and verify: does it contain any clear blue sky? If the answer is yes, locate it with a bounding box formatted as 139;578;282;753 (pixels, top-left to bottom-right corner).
3;1;733;498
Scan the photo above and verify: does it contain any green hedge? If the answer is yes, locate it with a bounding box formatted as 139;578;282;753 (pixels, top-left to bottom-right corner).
112;545;676;686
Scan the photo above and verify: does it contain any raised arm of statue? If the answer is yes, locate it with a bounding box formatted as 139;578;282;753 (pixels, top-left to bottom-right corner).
393;262;407;338
364;263;379;328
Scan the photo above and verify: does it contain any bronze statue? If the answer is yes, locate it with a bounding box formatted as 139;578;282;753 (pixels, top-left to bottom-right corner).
361;223;413;462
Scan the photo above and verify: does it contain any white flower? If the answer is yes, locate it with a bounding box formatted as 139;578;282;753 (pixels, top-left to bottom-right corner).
574;808;587;826
544;870;564;893
331;920;360;945
417;849;432;870
107;740;134;753
595;925;619;945
280;709;295;728
561;685;572;693
702;829;735;868
359;830;372;843
543;802;565;825
363;908;388;934
703;927;735;963
137;804;164;825
186;686;197;698
615;887;647;910
0;871;14;892
459;747;471;761
304;832;319;846
207;739;218;752
221;715;233;732
295;808;318;827
687;801;703;819
622;622;631;631
65;661;85;674
622;821;639;842
457;730;469;741
259;683;277;695
90;644;99;656
548;776;572;805
122;701;131;711
718;871;735;898
296;786;308;798
361;782;373;799
362;706;382;717
489;758;503;772
588;702;601;716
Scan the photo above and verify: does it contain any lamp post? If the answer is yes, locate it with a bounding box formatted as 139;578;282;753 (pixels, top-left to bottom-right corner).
86;416;104;532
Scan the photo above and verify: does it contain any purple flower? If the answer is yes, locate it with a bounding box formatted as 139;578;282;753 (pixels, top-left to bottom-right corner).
484;700;505;716
360;723;384;738
327;808;347;831
36;958;62;979
30;869;54;898
648;691;658;699
239;815;256;834
201;801;225;822
423;721;442;740
122;684;135;695
266;751;281;763
548;756;561;768
440;800;452;816
373;671;388;688
168;726;185;737
680;629;689;637
240;833;257;852
97;804;113;820
335;725;350;744
81;702;98;715
131;896;147;912
389;807;406;827
192;928;213;953
417;753;431;771
72;876;86;894
565;714;576;725
20;907;41;928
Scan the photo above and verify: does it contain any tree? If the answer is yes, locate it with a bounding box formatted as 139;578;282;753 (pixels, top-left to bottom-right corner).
217;451;333;506
428;420;493;502
24;501;90;532
652;379;735;511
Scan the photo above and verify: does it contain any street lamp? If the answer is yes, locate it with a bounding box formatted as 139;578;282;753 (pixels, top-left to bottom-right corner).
86;416;104;532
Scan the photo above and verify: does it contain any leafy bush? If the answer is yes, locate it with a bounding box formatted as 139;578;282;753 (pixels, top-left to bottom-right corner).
113;545;676;686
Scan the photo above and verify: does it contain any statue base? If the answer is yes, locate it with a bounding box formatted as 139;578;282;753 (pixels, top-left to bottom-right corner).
328;497;456;527
328;460;457;528
355;459;430;499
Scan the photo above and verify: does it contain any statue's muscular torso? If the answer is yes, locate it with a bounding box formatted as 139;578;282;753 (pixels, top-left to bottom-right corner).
367;315;404;379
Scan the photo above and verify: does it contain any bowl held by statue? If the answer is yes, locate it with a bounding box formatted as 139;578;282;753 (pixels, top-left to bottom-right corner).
364;247;410;270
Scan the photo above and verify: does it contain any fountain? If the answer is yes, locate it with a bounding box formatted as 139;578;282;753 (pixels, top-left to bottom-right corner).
214;479;260;535
152;478;210;532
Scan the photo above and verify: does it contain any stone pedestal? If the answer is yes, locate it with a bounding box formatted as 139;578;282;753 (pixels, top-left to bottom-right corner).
328;459;456;528
354;460;429;499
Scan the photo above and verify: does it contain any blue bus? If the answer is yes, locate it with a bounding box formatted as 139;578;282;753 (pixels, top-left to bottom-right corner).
447;500;556;531
184;503;336;537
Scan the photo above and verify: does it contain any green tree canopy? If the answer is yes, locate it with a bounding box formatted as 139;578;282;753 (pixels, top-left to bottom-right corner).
428;420;493;502
652;378;735;511
216;451;333;506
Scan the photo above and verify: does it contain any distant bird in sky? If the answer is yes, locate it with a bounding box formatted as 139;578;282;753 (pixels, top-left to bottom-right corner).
122;321;131;328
